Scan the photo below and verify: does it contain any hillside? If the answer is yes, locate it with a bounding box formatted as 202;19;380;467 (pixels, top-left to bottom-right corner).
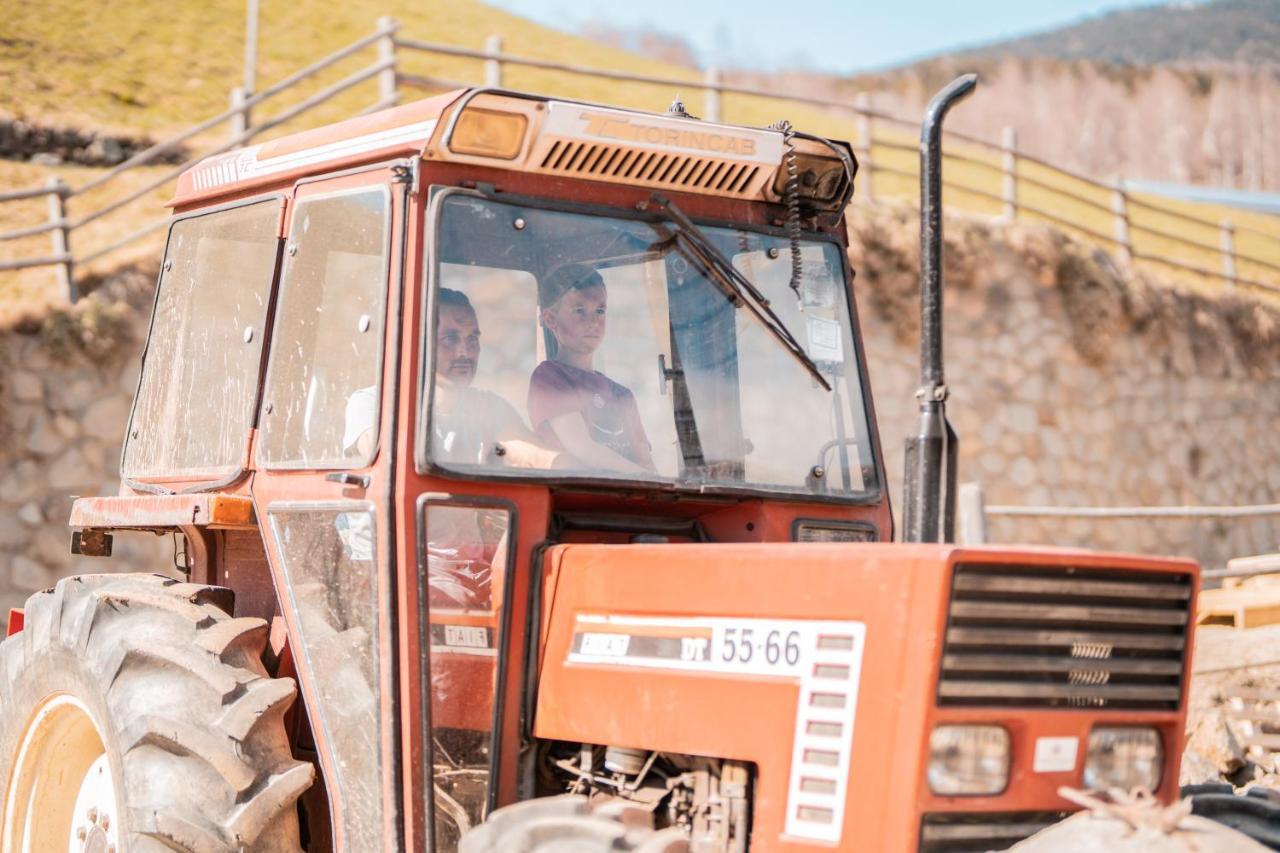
0;0;807;137
850;57;1280;193
826;0;1280;193
0;0;854;318
955;0;1280;67
2;0;1278;325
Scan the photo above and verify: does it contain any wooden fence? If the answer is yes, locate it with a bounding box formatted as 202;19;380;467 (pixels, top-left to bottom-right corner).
3;16;1279;302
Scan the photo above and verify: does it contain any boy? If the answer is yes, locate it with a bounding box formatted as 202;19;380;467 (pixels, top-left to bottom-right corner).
528;265;655;474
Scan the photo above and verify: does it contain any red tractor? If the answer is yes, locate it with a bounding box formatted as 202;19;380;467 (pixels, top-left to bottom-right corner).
1;78;1200;852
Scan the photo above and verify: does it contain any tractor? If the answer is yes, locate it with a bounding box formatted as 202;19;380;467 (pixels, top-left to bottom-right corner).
0;77;1198;852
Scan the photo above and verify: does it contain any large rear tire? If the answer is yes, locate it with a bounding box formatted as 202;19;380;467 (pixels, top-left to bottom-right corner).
0;574;314;852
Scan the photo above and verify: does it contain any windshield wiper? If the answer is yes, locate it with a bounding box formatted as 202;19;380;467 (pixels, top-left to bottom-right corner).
640;192;832;392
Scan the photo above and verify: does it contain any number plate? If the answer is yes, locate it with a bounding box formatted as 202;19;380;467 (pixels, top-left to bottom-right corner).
429;623;495;655
567;614;866;844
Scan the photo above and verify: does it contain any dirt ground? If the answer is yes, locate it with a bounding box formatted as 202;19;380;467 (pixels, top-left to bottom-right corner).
1183;624;1280;790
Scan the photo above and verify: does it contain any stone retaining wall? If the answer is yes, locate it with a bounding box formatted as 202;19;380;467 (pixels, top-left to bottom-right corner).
0;271;168;613
853;205;1280;566
1;206;1277;609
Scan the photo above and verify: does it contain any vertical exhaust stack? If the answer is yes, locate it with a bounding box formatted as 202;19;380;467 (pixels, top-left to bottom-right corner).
902;74;978;544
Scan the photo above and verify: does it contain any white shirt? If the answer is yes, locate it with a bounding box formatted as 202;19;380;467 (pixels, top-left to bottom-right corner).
432;386;523;466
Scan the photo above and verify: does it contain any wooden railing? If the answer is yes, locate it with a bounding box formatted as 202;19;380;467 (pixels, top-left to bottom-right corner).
3;16;1279;302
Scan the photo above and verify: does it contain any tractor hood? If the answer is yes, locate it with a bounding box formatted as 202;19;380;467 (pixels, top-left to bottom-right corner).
532;542;1197;851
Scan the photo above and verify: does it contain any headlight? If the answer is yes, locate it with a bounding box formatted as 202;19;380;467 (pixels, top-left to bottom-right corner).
450;108;528;159
1083;727;1163;792
927;725;1010;795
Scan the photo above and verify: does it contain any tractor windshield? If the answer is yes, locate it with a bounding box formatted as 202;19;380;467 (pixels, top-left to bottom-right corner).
419;192;878;500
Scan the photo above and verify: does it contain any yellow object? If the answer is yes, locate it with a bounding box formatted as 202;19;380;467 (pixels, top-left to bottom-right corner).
451;108;527;160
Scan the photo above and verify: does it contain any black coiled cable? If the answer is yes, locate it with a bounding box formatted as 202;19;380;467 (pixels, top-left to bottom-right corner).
769;118;804;306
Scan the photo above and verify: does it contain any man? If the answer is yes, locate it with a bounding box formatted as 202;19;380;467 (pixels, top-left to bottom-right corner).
343;287;567;470
430;287;569;469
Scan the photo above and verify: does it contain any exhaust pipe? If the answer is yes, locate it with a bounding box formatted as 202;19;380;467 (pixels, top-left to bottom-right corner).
902;74;977;544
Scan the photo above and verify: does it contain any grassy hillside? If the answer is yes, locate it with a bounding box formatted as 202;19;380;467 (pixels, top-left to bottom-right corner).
0;0;850;316
1;0;829;136
1;0;1277;317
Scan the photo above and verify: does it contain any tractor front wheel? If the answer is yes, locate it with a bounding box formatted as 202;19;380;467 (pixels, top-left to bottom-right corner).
459;795;690;853
0;574;314;852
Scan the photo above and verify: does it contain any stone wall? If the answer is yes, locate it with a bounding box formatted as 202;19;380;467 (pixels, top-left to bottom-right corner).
852;204;1280;567
0;270;169;613
2;206;1278;610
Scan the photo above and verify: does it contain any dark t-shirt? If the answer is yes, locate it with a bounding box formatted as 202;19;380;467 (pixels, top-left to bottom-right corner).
527;360;650;465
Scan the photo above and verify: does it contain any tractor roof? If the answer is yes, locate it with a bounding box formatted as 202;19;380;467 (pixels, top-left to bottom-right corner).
172;89;855;213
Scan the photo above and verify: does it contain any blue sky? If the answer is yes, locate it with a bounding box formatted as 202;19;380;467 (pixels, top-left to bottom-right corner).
484;0;1169;72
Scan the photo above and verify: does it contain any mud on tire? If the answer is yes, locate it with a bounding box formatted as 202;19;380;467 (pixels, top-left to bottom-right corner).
0;574;314;852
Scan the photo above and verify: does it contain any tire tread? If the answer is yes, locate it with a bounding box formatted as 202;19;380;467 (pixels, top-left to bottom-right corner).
1;573;311;852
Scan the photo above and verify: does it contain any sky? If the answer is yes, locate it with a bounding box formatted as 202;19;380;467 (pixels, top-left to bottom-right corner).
484;0;1172;73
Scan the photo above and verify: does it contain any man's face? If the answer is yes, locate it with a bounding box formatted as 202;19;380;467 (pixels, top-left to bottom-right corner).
436;304;480;387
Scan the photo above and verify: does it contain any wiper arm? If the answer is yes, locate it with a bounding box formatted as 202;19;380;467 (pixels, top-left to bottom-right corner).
640;192;831;392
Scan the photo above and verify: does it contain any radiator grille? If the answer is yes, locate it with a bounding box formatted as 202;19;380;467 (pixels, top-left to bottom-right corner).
919;811;1070;852
537;140;762;195
938;564;1192;710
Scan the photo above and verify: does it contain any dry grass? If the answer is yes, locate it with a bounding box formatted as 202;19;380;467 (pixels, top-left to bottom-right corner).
0;159;173;323
0;0;843;318
868;126;1280;303
2;0;1278;319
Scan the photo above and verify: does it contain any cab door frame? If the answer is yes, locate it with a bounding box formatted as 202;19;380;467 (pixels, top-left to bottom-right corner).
250;159;415;852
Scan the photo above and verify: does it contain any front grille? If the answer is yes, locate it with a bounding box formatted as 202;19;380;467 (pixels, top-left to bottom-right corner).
537;140;762;195
939;564;1192;710
920;811;1070;852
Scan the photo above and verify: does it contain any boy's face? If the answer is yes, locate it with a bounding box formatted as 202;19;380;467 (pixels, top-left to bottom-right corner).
436;304;480;386
543;282;607;359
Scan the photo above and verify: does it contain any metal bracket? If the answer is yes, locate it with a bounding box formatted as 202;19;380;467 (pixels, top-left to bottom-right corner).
915;383;949;402
71;529;114;557
656;353;683;396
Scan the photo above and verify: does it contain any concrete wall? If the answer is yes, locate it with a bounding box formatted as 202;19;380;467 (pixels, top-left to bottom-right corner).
2;206;1278;609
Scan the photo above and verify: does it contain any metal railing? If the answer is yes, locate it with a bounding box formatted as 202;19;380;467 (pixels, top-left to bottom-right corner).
956;481;1280;580
3;16;1279;302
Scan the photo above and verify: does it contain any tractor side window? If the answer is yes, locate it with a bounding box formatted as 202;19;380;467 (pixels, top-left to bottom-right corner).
260;186;390;468
268;504;385;851
421;501;513;851
122;199;280;481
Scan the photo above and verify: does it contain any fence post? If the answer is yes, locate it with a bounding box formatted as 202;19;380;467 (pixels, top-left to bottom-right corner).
1110;178;1131;265
855;92;873;202
484;34;503;87
45;177;75;303
957;482;988;545
1000;126;1018;223
1220;219;1237;290
229;86;249;146
377;17;399;106
703;66;721;122
243;0;259;106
